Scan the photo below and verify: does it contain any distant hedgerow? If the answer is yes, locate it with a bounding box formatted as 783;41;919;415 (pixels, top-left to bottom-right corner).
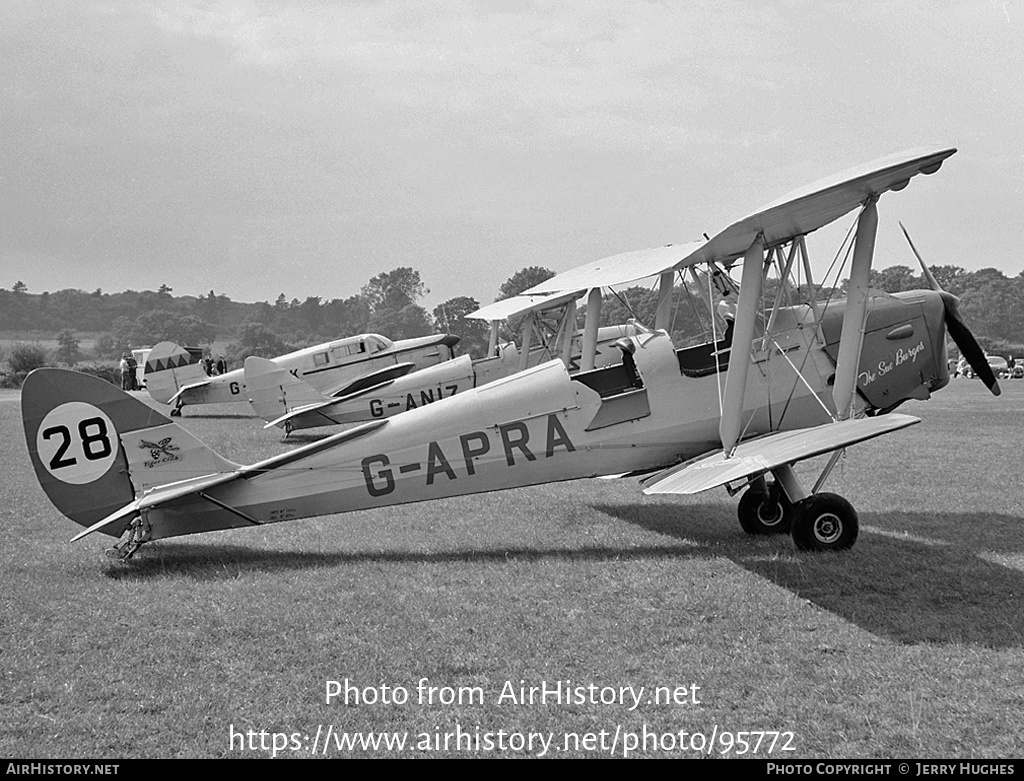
6;342;50;383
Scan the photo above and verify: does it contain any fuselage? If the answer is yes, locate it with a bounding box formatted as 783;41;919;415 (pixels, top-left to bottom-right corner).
181;333;458;406
146;319;835;538
136;289;952;540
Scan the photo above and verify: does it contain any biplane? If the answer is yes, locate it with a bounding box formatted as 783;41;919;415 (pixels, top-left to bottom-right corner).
245;294;635;431
143;332;460;416
22;146;999;560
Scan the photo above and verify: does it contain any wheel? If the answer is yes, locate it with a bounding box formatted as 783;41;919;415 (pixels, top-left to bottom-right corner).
170;407;182;417
737;483;792;535
790;492;858;552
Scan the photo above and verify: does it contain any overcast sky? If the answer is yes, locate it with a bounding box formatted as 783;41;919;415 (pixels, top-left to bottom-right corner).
2;1;1021;311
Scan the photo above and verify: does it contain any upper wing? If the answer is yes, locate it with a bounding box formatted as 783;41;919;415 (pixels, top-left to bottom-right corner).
467;290;586;322
524;147;956;295
641;414;921;495
511;243;705;299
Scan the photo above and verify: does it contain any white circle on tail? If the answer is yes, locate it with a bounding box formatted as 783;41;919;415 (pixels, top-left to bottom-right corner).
36;402;118;485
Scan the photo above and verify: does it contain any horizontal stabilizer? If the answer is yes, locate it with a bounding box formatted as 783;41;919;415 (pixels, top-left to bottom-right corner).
264;401;330;429
70;470;243;542
642;414;920;495
70;501;143;542
167;378;213;405
262;381;393;429
75;418;391;541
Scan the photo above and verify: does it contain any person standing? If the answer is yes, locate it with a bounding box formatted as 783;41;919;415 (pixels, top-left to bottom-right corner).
713;272;738;344
119;354;131;390
125;353;139;390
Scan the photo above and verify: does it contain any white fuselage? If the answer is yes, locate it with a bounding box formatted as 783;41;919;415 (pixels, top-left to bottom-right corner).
180;334;457;407
143;316;842;540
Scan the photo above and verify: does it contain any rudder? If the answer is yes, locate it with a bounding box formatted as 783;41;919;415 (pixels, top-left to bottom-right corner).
22;368;237;537
245;355;325;424
145;341;208;404
23;368;173;535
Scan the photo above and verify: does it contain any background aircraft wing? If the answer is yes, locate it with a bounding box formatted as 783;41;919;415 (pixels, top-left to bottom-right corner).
325;362;417;397
641;414;920;495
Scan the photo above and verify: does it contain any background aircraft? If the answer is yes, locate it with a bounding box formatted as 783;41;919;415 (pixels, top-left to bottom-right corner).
245;290;634;431
22;146;998;561
144;332;459;416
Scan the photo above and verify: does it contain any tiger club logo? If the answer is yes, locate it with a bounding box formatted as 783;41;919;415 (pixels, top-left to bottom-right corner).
139;437;180;468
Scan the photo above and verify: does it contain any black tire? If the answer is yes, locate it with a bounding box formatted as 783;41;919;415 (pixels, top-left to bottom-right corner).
737;483;792;535
791;492;858;552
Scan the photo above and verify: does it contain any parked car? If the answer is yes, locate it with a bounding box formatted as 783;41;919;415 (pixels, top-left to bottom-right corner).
954;356;1011;380
957;354;1009;379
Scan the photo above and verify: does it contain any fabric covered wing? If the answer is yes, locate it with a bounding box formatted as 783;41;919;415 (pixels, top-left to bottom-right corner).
641;414;920;495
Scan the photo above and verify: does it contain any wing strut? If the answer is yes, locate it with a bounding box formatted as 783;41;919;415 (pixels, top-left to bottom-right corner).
559;298;578;367
655;271;674;331
487;321;499;355
580;288;603;371
719;233;765;455
832;198;878;419
518;311;535;371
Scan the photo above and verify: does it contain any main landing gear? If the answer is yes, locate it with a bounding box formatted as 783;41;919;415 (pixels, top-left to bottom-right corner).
736;462;858;552
788;492;857;552
736;477;792;535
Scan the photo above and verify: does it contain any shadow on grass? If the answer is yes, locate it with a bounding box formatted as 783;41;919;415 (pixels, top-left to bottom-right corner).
600;501;1024;649
106;541;706;581
104;500;1024;649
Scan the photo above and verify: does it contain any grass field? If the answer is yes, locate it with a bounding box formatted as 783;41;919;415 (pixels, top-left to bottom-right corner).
1;379;1022;759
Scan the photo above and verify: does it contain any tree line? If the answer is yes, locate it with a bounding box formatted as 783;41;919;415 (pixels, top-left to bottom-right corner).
1;263;1022;386
0;266;556;384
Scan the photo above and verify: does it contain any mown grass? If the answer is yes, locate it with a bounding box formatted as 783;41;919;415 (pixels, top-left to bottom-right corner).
1;380;1022;758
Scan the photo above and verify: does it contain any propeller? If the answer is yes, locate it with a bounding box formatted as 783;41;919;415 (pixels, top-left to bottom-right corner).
899;222;1001;396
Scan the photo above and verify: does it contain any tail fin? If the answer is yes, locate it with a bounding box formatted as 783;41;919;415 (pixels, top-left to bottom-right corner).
244;356;326;424
22;368;236;536
144;341;208;404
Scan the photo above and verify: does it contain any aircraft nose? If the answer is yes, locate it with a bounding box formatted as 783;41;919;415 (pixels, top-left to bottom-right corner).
440;334;461;348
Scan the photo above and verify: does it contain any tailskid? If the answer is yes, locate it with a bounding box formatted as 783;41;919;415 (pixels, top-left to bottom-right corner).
104;515;151;561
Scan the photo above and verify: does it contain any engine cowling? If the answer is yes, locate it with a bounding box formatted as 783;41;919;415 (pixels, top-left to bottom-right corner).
819;289;950;414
